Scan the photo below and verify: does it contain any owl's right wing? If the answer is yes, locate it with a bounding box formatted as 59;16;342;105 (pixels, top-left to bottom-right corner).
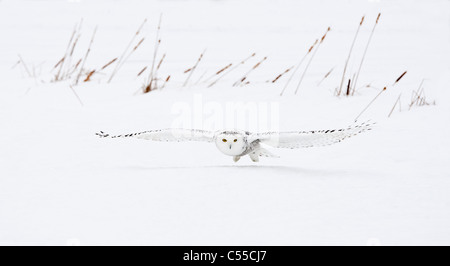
252;121;373;149
96;128;215;143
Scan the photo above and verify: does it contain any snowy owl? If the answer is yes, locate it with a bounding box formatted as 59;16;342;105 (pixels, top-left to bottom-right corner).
96;122;372;162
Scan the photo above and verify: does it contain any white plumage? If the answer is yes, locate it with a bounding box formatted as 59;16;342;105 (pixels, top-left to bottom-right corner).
96;121;373;162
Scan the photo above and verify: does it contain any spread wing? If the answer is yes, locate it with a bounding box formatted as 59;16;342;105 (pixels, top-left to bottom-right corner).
96;128;215;142
252;122;373;149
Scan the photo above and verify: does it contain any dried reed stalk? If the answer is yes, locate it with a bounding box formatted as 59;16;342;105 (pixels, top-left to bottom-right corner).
54;58;64;70
408;79;434;110
233;56;267;87
108;18;147;83
101;58;118;70
62;20;83;81
317;67;335;86
65;32;81;77
137;66;148;77
183;49;206;87
294;27;331;95
354;86;386;122
352;13;381;93
84;70;96;82
69;85;84;106
144;15;163;93
388;94;402;117
202;63;233;84
55;24;77;81
338;16;365;96
346;79;352;96
18;55;32;77
208;53;256;88
194;70;208;85
152;53;166;88
116;37;146;74
272;66;294;83
161;75;171;89
393;71;407;86
70;59;82;76
355;68;406;120
75;26;97;85
280;39;318;96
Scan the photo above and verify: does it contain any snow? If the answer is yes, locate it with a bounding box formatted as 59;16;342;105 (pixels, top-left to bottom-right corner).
0;0;449;245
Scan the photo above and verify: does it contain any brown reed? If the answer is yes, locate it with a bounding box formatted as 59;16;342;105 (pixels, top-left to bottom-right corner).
294;27;331;95
338;16;365;96
352;13;381;93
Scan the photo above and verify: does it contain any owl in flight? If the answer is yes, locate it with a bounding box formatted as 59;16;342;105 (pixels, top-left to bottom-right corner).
96;122;372;162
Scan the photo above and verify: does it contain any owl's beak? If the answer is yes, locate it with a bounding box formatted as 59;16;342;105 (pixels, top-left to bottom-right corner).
229;144;232;149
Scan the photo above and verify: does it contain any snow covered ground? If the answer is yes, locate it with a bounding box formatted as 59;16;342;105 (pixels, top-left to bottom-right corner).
0;0;449;245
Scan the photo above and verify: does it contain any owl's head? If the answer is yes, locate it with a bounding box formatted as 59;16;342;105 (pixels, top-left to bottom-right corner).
215;131;247;156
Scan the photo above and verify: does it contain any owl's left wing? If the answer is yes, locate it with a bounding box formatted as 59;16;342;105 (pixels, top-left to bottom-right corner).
96;128;215;142
251;122;373;149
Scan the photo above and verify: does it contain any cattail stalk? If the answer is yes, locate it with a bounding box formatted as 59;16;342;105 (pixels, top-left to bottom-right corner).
346;79;352;96
388;94;402;117
352;13;381;93
194;70;208;85
69;59;82;76
355;69;403;120
101;58;118;70
393;71;407;86
137;66;148;77
108;18;147;83
409;80;426;110
64;32;81;79
338;16;365;96
161;75;171;89
202;63;232;84
54;57;64;70
295;27;331;95
143;15;164;93
233;56;267;86
115;37;145;75
69;85;84;106
62;20;83;80
317;67;335;86
18;55;32;77
354;86;386;122
272;66;294;83
183;50;206;87
75;26;97;85
280;40;318;96
151;53;166;88
84;70;96;82
208;53;256;88
55;24;77;81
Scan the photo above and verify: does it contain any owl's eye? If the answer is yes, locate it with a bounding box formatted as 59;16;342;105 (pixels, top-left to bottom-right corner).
222;139;227;142
234;139;238;142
